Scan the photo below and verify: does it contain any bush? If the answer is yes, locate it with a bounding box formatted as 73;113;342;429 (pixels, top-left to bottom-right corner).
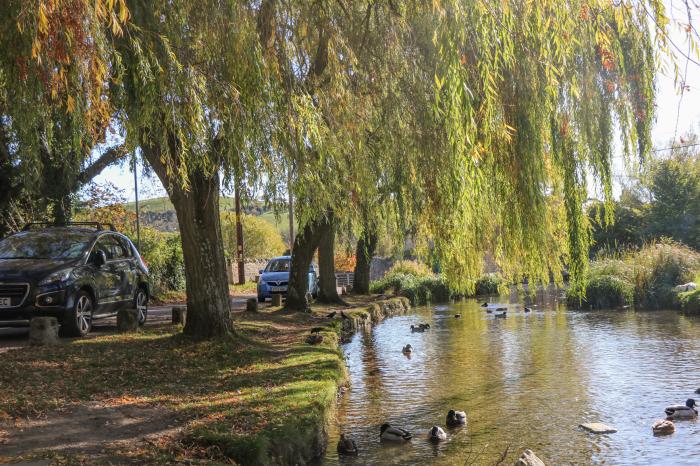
574;239;700;310
567;274;634;309
679;289;700;315
134;227;186;299
386;260;433;278
370;272;451;305
475;274;502;295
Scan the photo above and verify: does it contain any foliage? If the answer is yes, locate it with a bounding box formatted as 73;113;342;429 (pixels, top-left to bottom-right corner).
475;274;503;296
370;272;452;305
591;136;700;253
571;240;700;310
386;260;434;278
567;273;634;309
220;212;286;262
679;289;700;315
333;251;356;273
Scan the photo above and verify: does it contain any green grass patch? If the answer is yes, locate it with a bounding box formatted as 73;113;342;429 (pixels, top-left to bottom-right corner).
0;311;346;465
679;289;700;315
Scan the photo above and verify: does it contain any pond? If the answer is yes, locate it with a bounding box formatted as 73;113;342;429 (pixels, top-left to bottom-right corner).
322;294;700;465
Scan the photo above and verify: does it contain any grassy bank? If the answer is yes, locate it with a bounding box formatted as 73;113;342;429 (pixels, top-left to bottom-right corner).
0;296;409;465
567;240;700;310
370;260;503;305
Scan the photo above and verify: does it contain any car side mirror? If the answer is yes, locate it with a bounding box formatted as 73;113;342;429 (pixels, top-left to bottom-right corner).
258;269;263;274
95;250;107;268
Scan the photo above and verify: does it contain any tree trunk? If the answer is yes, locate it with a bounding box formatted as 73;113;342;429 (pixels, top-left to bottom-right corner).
317;213;343;304
143;148;233;338
286;215;325;311
353;227;378;294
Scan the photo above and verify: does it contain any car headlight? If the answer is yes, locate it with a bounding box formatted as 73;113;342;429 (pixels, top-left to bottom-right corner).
259;280;267;286
39;269;73;287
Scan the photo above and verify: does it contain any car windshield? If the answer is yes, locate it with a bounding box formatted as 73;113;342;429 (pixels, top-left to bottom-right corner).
0;231;91;260
265;259;290;272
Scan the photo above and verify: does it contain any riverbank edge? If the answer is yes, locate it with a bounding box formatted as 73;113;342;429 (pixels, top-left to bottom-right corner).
296;296;412;464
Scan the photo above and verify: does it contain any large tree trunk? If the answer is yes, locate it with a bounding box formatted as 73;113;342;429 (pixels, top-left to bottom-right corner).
317;213;343;304
353;227;378;294
286;215;325;311
143;148;233;338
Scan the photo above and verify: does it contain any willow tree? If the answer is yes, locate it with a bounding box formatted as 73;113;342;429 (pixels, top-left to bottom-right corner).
109;1;280;337
0;1;128;233
277;0;669;306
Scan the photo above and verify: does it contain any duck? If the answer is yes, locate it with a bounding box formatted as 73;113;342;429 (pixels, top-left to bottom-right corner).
524;307;532;313
380;423;412;441
486;309;494;314
495;311;507;318
410;325;425;333
454;314;462;318
446;410;467;427
326;311;337;318
402;344;413;354
337;433;358;455
419;323;430;330
481;302;489;307
652;419;675;436
496;307;507;312
310;327;324;334
306;334;324;345
428;425;447;442
665;399;698;420
340;311;350;320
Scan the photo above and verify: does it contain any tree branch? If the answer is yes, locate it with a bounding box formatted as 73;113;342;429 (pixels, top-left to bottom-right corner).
77;145;128;184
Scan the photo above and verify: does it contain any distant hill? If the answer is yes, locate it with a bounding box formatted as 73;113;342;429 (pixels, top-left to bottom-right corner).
125;196;291;238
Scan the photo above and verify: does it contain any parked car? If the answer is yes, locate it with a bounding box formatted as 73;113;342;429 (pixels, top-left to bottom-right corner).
257;255;318;302
0;222;150;337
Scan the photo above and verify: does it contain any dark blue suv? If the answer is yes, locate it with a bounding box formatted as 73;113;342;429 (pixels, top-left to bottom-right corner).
0;223;150;336
257;256;318;302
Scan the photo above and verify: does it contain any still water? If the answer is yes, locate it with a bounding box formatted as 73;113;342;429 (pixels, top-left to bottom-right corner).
323;296;700;465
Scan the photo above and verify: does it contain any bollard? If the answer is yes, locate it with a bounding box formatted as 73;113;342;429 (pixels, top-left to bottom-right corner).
29;317;60;346
246;298;258;312
271;294;283;307
117;308;139;333
172;306;187;325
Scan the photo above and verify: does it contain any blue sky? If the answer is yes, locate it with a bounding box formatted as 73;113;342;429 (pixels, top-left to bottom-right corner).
94;6;700;202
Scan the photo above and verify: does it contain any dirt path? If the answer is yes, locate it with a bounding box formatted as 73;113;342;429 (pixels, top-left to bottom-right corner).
1;401;181;459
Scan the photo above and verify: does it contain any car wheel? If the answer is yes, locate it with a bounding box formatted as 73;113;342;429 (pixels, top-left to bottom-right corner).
258;295;265;303
62;291;93;337
135;288;148;326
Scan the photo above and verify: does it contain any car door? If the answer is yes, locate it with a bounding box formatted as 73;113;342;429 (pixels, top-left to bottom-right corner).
89;235;123;315
113;236;137;307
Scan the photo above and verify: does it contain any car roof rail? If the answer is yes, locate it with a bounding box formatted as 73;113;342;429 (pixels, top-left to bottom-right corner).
22;222;117;232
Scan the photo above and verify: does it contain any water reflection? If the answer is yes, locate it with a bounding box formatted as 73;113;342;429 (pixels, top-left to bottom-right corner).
324;298;700;465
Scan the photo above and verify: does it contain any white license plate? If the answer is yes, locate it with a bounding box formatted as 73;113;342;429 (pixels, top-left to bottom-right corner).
0;297;11;308
270;286;287;293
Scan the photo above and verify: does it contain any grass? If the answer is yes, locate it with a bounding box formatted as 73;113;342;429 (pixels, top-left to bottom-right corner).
230;282;257;295
0;297;405;465
568;239;700;310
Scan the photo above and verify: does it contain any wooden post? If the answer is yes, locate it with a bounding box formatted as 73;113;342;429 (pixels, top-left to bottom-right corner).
272;294;282;306
235;181;245;285
172;306;187;325
29;317;60;345
246;298;258;312
117;309;139;333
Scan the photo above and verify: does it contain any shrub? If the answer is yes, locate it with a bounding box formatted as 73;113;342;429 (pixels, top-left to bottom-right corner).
574;239;700;310
370;272;452;305
221;213;286;261
134;227;186;298
475;274;502;295
567;274;634;309
386;260;433;278
679;289;700;315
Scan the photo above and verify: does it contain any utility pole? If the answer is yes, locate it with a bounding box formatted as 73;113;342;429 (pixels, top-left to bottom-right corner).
287;167;294;250
133;152;141;249
234;180;245;285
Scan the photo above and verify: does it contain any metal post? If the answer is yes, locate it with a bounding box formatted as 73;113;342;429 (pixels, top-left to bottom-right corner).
287;166;294;250
234;181;245;285
133;153;141;249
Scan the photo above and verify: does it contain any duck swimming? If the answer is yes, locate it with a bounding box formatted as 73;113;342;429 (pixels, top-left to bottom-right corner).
665;399;698;420
481;302;489;307
419;323;430;330
429;426;447;442
402;344;413;354
524;307;532;313
337;433;359;455
495;311;507;318
410;325;425;333
652;419;675;436
380;423;412;441
446;410;467;427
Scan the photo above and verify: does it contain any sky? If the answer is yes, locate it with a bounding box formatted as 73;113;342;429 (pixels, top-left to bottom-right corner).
93;3;700;202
